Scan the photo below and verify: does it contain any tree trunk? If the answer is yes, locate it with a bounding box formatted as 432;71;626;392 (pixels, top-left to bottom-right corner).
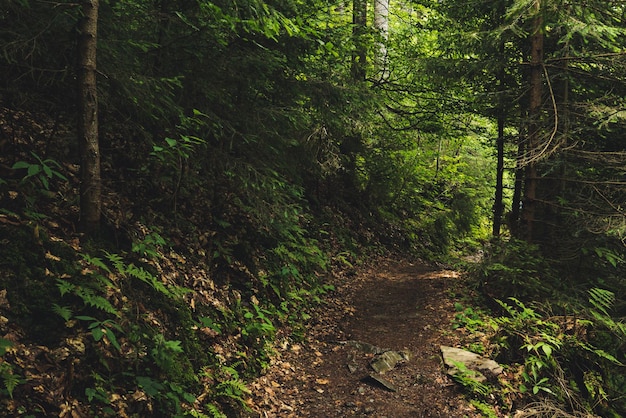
521;1;543;242
351;0;367;81
373;0;389;79
492;107;505;237
78;0;101;234
492;41;506;237
510;116;525;238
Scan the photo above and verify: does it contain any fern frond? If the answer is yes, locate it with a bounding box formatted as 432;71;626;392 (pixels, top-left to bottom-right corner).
74;287;119;316
0;363;21;398
204;403;227;418
52;304;73;321
589;288;614;316
81;254;111;274
218;379;251;396
56;279;75;296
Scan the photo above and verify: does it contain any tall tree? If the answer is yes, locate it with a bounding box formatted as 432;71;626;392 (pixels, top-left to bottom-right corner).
373;0;390;78
77;0;101;234
520;0;544;242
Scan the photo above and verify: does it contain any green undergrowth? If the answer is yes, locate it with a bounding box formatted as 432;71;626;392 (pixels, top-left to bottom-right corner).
450;239;626;418
0;218;338;417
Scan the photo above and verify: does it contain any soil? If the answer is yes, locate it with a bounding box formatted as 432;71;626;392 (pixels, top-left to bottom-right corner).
248;259;484;418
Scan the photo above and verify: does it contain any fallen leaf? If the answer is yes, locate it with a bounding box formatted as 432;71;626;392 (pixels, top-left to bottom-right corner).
45;252;61;261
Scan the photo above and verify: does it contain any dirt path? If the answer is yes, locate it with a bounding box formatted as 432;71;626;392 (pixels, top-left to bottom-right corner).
248;260;482;417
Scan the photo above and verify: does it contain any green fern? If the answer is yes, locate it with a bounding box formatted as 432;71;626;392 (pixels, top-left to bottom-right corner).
0;339;22;398
202;403;226;418
81;254;112;274
56;279;75;297
74;286;119;317
215;378;251;405
589;288;615;316
104;252;189;299
52;304;73;321
0;362;21;398
450;360;492;397
588;288;626;336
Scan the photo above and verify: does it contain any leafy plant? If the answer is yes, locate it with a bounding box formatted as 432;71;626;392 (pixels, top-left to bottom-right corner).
12;152;68;191
210;365;251;409
452;303;485;333
76;315;123;351
0;338;22;398
104;252;189;299
469;399;498;418
450;360;492;398
490;295;625;413
473;238;557;300
151;334;184;371
150;111;208;212
132;230;167;259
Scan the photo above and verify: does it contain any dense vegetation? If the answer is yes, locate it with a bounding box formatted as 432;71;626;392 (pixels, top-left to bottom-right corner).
0;0;624;416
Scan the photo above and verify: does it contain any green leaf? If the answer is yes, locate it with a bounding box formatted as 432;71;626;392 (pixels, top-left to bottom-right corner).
75;315;98;322
137;376;165;397
163;339;184;353
27;164;41;177
52;170;68;181
11;161;30;169
91;327;104;342
103;329;121;351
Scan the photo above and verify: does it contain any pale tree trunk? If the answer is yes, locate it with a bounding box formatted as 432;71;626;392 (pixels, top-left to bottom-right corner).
521;0;543;242
78;0;101;234
373;0;389;79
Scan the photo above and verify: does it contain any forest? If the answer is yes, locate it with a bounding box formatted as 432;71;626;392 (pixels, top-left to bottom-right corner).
0;0;625;416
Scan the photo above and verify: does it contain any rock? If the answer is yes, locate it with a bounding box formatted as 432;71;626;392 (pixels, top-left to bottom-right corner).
366;373;398;392
370;350;410;374
440;345;503;383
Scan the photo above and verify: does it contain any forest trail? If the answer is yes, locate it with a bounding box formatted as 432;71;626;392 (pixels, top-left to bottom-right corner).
248;260;482;417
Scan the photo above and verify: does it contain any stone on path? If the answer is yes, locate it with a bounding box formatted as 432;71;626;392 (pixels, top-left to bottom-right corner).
365;373;398;392
370;350;410;374
440;345;503;383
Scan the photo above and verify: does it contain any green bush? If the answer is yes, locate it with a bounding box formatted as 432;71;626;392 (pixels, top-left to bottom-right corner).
489;294;626;416
473;238;558;300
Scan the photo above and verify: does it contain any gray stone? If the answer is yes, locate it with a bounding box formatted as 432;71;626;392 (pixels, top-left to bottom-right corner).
440;345;503;383
370;350;410;374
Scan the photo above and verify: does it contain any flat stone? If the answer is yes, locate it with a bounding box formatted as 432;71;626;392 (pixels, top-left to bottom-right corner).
440;345;503;383
370;350;410;374
366;373;398;392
